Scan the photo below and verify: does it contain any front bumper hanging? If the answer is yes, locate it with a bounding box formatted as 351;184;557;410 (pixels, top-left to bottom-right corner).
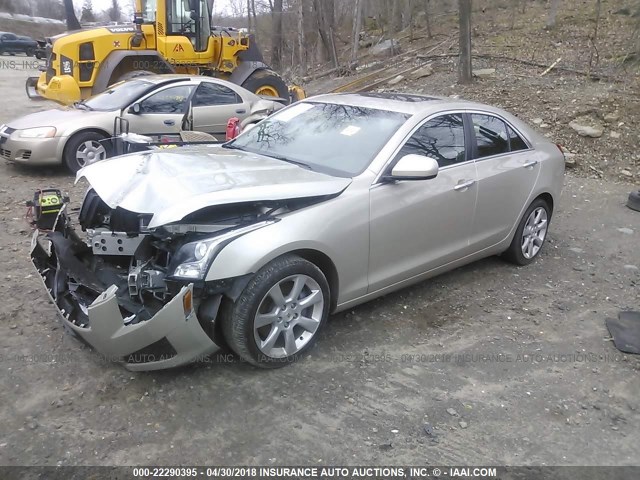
30;231;220;371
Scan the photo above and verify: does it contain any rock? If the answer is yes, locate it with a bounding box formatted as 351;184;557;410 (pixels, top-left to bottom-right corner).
532;118;544;125
371;39;398;56
620;169;633;178
617;227;634;235
604;112;620;122
388;75;405;86
423;423;434;436
564;156;578;168
473;68;496;78
446;407;458;416
610;131;621;139
459;421;468;429
540;123;551;129
569;247;583;254
411;65;434;80
569;120;603;138
623;265;639;271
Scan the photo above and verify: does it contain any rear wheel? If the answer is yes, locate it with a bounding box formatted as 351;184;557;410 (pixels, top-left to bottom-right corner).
504;198;551;266
221;254;330;368
63;131;111;173
241;69;289;101
26;48;35;57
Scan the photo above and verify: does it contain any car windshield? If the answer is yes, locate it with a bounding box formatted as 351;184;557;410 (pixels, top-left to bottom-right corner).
83;80;153;111
226;102;410;177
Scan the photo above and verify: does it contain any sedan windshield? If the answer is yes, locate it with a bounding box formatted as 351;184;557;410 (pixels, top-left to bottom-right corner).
227;102;409;177
83;80;153;111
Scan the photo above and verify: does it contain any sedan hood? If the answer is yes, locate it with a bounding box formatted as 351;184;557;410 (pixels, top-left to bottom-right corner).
77;147;352;228
7;107;99;131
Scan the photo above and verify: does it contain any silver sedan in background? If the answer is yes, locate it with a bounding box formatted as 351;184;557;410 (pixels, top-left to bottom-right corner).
31;93;565;370
1;75;284;172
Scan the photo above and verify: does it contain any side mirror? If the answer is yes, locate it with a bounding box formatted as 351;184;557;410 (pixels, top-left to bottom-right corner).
388;154;439;181
129;103;141;114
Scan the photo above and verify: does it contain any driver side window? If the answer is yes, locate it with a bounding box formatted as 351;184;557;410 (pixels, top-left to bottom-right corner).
139;85;195;114
395;114;466;168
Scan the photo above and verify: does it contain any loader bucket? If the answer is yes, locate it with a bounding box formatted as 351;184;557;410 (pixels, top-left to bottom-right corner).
25;77;44;100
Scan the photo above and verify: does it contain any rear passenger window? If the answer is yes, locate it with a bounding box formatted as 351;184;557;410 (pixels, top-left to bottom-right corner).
508;125;528;151
472;114;509;158
193;82;241;106
396;114;466;168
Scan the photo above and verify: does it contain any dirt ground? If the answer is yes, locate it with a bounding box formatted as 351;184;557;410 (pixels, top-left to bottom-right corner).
0;53;640;468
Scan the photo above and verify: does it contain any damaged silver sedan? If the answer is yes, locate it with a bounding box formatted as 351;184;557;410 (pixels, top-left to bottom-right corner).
31;93;565;370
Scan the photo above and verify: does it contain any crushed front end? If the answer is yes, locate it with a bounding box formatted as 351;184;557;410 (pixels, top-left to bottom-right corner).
29;189;256;371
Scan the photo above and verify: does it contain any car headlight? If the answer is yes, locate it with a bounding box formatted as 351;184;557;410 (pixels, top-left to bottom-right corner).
170;221;275;280
18;127;56;138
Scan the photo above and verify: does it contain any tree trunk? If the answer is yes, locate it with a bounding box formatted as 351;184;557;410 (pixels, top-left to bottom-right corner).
392;0;403;33
546;0;561;29
458;0;472;84
313;0;338;67
271;0;283;71
63;0;81;30
247;0;252;32
424;0;432;39
351;0;363;63
298;0;307;74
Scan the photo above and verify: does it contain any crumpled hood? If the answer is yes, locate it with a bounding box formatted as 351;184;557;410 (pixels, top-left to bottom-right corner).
7;107;98;131
77;146;352;228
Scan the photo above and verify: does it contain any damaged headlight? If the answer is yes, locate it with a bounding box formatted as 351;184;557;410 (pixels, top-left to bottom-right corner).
170;221;274;280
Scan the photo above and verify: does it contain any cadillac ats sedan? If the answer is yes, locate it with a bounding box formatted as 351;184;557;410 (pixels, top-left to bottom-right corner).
30;93;565;370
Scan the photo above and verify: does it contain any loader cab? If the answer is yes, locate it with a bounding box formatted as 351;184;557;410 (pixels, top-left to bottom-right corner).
139;0;211;54
167;0;211;52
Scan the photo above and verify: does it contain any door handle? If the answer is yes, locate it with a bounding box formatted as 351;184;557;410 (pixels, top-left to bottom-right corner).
454;180;476;191
523;160;539;168
163;120;175;126
235;109;246;114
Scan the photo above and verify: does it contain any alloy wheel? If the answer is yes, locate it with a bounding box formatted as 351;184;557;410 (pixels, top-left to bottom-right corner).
521;207;548;259
253;274;324;358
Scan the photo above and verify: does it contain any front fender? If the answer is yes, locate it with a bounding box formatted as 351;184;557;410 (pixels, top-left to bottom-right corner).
205;181;372;305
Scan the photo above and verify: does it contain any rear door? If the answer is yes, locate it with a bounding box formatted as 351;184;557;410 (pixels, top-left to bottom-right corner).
122;84;196;136
368;113;478;292
469;112;541;249
191;81;251;135
1;33;17;52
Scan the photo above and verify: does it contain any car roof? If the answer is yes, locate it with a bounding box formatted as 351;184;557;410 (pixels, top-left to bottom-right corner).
308;92;509;118
133;74;224;85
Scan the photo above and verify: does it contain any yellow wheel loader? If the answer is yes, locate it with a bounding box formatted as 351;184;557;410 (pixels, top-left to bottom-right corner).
26;0;305;105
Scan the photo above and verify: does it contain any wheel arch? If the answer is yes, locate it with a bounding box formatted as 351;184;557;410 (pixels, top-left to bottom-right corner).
93;51;175;94
60;127;112;160
535;192;554;214
288;249;340;313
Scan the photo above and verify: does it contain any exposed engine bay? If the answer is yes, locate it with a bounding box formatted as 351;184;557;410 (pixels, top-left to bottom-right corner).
30;188;323;369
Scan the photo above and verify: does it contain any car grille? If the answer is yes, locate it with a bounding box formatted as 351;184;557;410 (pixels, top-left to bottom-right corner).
20;150;32;160
1;148;12;160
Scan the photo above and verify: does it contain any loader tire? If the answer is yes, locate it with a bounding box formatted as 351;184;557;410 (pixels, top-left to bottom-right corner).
242;69;289;101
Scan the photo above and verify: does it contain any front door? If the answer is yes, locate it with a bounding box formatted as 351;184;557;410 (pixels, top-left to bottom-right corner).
122;84;195;137
368;113;478;292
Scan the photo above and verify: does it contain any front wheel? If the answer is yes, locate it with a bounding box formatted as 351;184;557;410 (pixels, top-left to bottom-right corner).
504;198;551;266
63;131;111;173
221;255;330;368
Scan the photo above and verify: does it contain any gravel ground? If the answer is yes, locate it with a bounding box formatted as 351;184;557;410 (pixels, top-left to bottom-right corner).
0;62;639;467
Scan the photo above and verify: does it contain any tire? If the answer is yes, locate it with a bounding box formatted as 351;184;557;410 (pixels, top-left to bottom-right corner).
241;69;289;101
503;198;552;266
26;48;35;57
113;70;155;84
63;131;111;174
35;51;44;60
627;190;640;212
221;254;330;368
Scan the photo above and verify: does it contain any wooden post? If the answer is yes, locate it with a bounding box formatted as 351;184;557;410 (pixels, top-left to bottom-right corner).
458;0;472;84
